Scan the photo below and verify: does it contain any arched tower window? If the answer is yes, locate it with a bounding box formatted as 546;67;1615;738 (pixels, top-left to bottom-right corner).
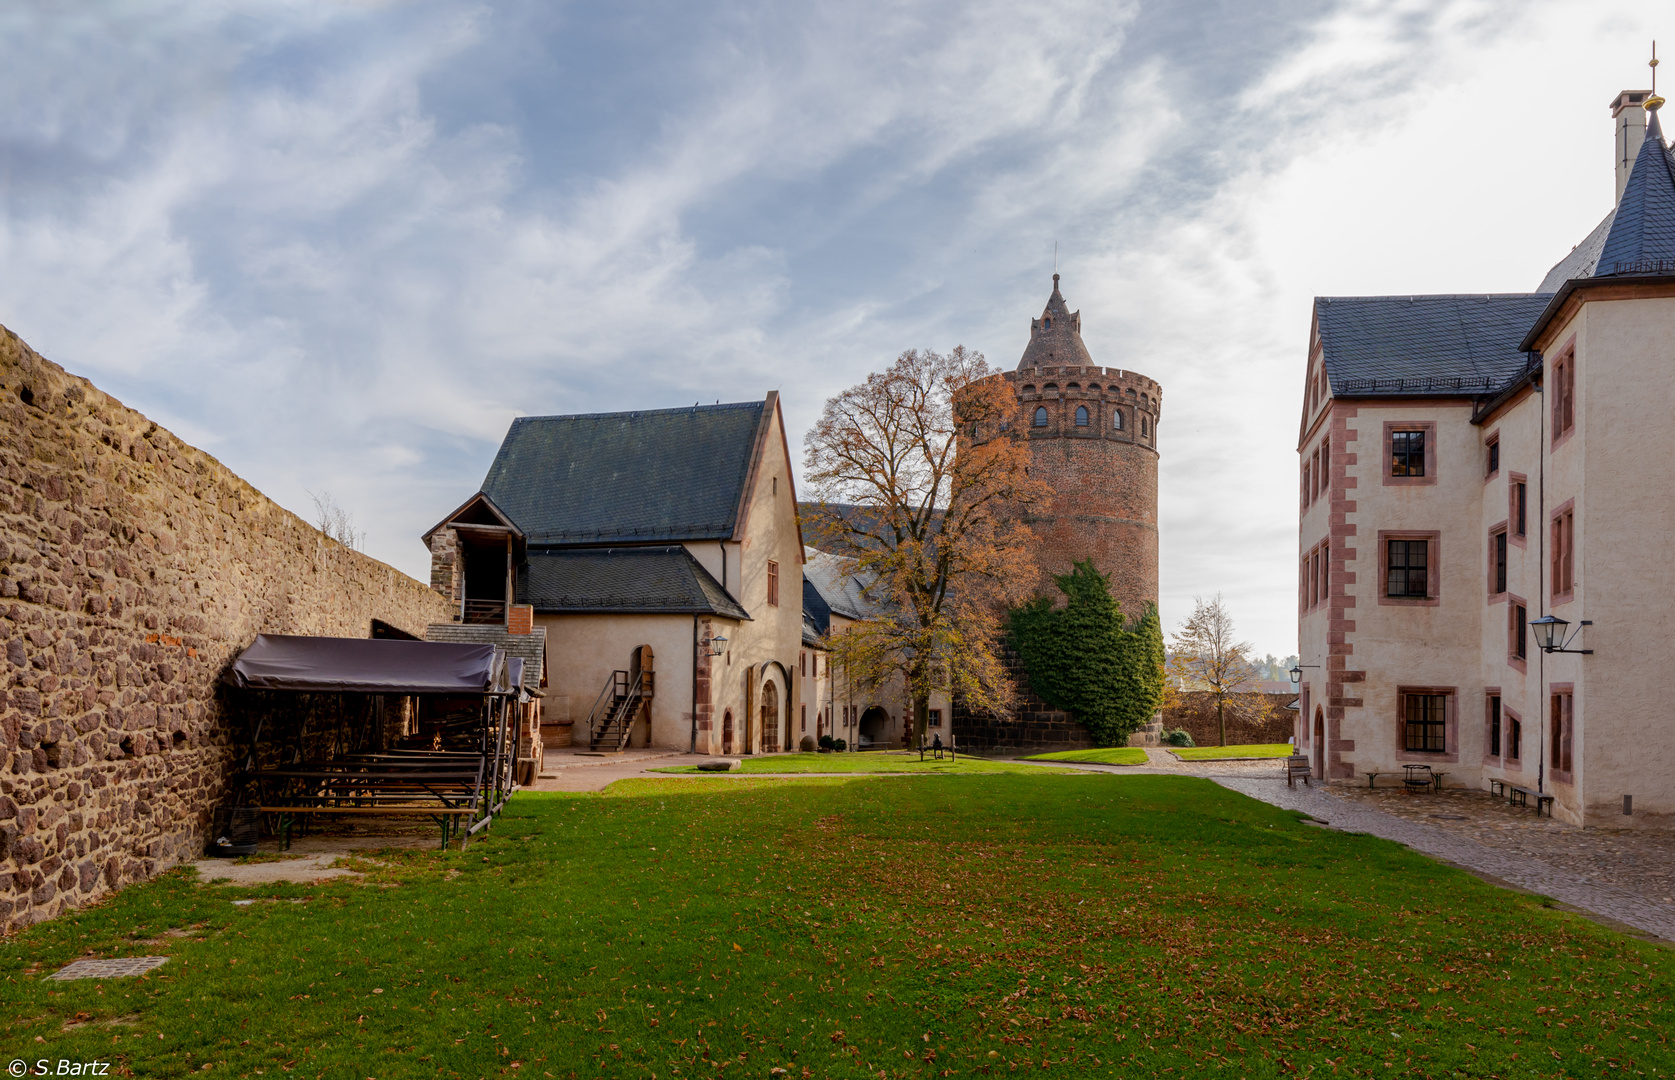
1074;405;1089;427
1112;409;1125;430
1033;407;1048;427
1142;416;1150;437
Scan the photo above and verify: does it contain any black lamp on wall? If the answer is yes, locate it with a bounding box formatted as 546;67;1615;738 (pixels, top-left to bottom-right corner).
1529;616;1592;655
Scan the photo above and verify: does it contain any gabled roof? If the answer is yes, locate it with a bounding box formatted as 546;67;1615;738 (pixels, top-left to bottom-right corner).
480;400;769;546
802;576;832;639
1595;107;1675;276
421;491;523;547
516;546;750;619
802;549;882;621
1314;294;1552;397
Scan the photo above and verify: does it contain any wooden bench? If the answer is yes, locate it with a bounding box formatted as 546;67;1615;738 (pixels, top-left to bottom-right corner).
1509;786;1555;816
1285;755;1311;787
1489;778;1508;798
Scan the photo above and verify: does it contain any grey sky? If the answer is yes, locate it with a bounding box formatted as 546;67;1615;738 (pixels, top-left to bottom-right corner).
0;0;1659;657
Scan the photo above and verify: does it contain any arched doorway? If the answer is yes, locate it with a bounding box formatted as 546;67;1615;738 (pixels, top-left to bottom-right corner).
858;706;888;749
1313;707;1326;782
761;681;780;753
721;710;734;755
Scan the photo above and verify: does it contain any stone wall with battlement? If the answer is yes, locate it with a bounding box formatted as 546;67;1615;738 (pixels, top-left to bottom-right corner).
0;325;450;933
966;363;1161;621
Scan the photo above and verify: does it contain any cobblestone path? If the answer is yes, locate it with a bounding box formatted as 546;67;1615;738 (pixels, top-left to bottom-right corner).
1214;773;1675;943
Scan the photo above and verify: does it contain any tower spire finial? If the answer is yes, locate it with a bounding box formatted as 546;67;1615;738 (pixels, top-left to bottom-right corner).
1649;41;1664;112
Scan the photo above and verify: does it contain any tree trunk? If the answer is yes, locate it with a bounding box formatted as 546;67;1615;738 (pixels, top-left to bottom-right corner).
913;693;930;748
1217;694;1226;747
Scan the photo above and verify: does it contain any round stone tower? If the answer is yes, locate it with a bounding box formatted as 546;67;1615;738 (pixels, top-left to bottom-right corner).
970;274;1161;619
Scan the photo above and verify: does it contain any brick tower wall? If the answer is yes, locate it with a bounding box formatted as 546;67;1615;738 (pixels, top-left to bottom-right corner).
968;363;1160;620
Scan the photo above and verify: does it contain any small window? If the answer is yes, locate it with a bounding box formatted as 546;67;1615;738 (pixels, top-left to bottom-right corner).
800;651;807;677
1508;713;1522;759
1391;430;1426;476
1403;693;1448;753
1067;382;1080;390
1386;539;1428;598
1488;695;1502;757
1553;355;1576;439
1112;409;1124;430
1513;603;1527;661
1514;482;1527;537
928;709;942;728
1074;405;1089;427
1487;439;1500;477
1033;407;1048;427
1493;530;1508;595
1141;416;1150;437
801;703;807;732
1550;691;1573;773
767;560;780;607
1551;508;1575;599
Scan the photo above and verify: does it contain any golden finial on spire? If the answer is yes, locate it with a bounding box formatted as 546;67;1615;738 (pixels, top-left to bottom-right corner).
1648;41;1664;112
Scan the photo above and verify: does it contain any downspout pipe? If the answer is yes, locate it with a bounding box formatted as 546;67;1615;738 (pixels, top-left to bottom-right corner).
1535;360;1546;794
691;615;699;754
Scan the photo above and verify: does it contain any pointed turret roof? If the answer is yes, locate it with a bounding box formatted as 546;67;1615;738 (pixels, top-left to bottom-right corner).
1018;273;1094;369
1595;106;1675;276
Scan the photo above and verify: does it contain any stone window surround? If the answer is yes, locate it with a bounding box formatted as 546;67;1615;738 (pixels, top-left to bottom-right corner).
1508;472;1528;549
1503;704;1525;769
1396;685;1459;764
1548;682;1575;785
1550;497;1577;606
1382;420;1438;486
1506;593;1529;674
1484;428;1500;480
1483;686;1502;765
1487;521;1509;602
1549;337;1578;452
1377;529;1440;607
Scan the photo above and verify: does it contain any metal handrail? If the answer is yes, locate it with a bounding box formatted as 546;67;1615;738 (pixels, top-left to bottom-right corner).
587;669;646;750
584;670;624;746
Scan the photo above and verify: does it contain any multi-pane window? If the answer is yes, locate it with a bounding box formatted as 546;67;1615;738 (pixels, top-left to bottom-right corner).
928;709;942;728
1513;603;1527;661
1033;406;1048;427
1302;463;1311;508
767;560;780;607
1141;416;1150;437
1386;539;1429;598
1508;713;1522;759
1493;530;1508;594
1403;693;1448;753
800;703;807;732
1489;695;1502;757
1112;409;1124;430
1514;482;1527;537
1487;439;1499;476
1553;356;1576;438
1552;509;1575;598
1390;430;1426;476
1075;405;1089;427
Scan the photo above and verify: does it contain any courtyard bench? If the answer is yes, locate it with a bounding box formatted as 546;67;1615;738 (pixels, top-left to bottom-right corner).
1489;778;1508;798
917;740;956;761
1285;755;1311;787
1509;785;1554;817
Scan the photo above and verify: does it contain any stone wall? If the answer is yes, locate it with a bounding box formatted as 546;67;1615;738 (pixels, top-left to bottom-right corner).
951;648;1095;755
0;326;450;933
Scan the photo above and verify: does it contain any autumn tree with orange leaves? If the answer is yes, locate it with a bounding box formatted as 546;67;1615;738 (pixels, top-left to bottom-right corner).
802;346;1046;746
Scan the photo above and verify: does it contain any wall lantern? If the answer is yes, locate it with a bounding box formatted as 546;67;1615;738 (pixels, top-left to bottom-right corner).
701;634;729;657
1529;616;1593;655
1288;663;1320;684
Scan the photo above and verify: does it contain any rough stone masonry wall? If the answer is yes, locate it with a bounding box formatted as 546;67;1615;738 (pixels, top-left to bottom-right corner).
0;326;451;933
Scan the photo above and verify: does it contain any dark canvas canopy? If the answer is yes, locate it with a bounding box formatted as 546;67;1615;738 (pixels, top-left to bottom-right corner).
226;634;501;695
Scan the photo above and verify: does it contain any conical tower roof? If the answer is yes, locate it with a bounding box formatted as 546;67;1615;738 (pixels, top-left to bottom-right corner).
1596;104;1675;275
1018;274;1094;369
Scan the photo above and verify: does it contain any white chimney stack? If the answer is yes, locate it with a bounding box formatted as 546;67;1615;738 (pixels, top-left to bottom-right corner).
1611;89;1652;202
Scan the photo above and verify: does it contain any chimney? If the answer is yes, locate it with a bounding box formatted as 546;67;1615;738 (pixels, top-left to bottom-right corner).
1611;89;1652;202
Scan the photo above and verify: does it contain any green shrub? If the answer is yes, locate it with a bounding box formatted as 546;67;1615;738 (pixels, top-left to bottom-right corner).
832;738;848;752
818;734;835;750
1164;728;1195;748
1009;560;1166;747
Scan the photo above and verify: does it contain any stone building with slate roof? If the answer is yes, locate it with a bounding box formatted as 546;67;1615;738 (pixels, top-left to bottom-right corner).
422;394;806;758
1297;81;1675;828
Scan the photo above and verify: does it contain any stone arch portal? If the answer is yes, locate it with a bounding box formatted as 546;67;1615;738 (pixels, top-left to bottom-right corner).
858;706;889;749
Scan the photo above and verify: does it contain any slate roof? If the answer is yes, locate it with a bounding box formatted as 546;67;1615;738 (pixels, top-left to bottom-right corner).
802;549;883;621
1536;208;1615;292
1595;108;1675;276
515;546;750;619
424;623;547;691
480;401;767;546
1018;273;1094;369
802;576;832;638
1314;294;1553;397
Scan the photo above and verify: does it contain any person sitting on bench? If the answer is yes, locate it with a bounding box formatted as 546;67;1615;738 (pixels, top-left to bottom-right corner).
932;733;945;760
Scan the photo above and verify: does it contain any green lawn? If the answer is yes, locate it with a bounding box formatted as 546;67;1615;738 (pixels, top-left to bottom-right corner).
3;775;1671;1079
1171;742;1295;760
654;750;1048;774
1022;747;1149;765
